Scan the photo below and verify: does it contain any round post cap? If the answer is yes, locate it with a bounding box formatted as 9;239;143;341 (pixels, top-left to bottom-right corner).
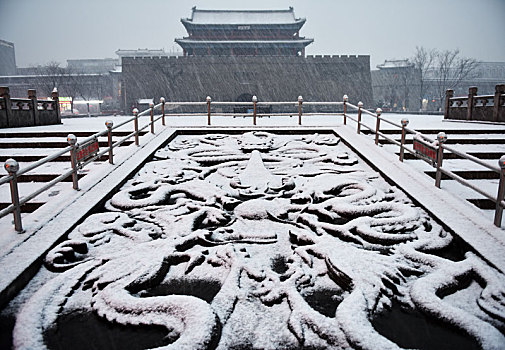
132;108;139;115
401;118;409;126
52;87;58;93
149;102;154;108
67;134;77;145
358;101;363;107
4;158;19;173
252;95;257;102
298;95;303;102
206;96;211;102
437;132;447;143
499;155;505;169
343;95;349;102
160;97;165;103
376;108;382;115
105;120;113;128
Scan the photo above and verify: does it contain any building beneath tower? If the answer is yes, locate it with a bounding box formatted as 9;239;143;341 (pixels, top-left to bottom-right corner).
175;7;313;57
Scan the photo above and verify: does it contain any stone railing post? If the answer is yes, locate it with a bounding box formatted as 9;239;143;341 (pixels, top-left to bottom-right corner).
399;118;409;162
298;95;303;125
0;86;13;127
160;97;165;126
494;155;505;227
51;87;61;123
252;95;257;126
466;86;478;121
357;101;363;134
375;108;382;145
206;96;212;126
4;159;23;232
28;89;40;126
105;120;114;164
67;134;79;190
435;132;447;188
444;89;454;119
133;108;139;146
343;94;348;125
149;102;154;134
493;84;505;122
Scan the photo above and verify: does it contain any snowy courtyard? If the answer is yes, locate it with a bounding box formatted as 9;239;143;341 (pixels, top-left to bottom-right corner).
4;130;505;349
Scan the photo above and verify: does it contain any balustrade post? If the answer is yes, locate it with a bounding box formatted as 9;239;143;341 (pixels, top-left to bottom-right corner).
252;95;257;125
375;108;382;145
149;102;154;134
105;120;113;164
0;86;13;127
298;95;303;125
28;89;40;125
160;97;165;126
343;95;348;125
493;84;505;122
357;101;363;134
67;134;79;190
494;156;505;227
444;89;454;120
4;159;23;232
466;86;478;121
206;96;211;126
399;118;409;162
435;132;447;188
133;108;139;146
51;87;61;123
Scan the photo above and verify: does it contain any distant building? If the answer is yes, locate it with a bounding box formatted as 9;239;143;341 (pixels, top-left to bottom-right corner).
67;58;119;74
0;39;16;76
175;7;313;56
371;59;421;111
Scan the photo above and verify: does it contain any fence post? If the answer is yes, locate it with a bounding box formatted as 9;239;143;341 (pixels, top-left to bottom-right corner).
357;101;363;134
343;95;348;125
494;156;505;227
435;132;447;188
0;86;13;127
133;108;139;146
252;95;257;125
206;96;212;126
444;89;454;119
298;95;303;125
4;159;23;232
493;84;505;122
160;97;165;126
105;120;113;164
28;89;40;126
67;134;79;190
51;87;61;123
399;118;409;162
466;86;478;121
149;102;154;134
375;108;382;145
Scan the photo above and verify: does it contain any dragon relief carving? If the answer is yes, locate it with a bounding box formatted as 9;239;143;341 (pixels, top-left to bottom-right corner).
13;132;505;349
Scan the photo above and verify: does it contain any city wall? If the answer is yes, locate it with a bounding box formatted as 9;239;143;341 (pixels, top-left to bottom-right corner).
121;55;373;111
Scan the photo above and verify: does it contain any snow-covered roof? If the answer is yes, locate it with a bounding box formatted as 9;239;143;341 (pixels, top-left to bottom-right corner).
175;38;313;47
376;59;414;70
185;7;303;25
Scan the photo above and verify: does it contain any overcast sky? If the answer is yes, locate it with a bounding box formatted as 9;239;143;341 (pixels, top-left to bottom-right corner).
1;0;504;68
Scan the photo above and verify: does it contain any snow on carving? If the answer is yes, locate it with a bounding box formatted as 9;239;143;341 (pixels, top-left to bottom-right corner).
14;132;505;349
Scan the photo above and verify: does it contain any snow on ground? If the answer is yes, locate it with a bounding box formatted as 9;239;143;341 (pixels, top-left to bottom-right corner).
3;128;505;350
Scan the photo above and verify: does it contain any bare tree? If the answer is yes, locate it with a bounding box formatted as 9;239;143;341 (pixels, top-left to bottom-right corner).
411;46;437;110
432;49;478;108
